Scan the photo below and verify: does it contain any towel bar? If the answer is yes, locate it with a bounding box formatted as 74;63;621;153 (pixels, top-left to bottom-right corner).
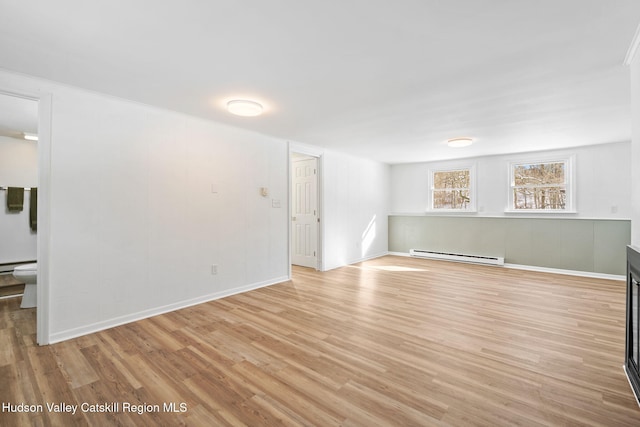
0;187;33;191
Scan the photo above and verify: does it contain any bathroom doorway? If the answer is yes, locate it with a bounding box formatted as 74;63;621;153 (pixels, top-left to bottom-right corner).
0;89;49;344
0;92;38;289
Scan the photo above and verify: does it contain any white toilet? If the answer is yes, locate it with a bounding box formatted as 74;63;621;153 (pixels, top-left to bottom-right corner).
13;263;37;308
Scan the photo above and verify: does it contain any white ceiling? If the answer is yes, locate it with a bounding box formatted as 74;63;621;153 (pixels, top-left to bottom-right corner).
1;0;639;163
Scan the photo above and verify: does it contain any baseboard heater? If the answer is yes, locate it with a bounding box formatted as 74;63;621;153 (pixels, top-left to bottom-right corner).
409;249;504;266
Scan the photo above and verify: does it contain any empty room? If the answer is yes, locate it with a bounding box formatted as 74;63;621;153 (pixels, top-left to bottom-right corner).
2;1;640;425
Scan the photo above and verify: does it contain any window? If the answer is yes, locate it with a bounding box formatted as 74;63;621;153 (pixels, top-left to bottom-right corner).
429;166;475;211
509;158;573;211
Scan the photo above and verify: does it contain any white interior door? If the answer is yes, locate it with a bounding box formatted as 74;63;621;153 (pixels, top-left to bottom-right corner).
291;157;318;268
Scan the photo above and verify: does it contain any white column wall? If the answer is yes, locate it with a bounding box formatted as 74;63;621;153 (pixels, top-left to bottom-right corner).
322;150;390;270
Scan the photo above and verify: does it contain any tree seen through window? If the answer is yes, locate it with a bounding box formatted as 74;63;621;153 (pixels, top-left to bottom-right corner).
512;162;566;210
432;169;471;209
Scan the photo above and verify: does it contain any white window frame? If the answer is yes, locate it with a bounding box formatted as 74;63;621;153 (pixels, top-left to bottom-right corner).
506;155;575;213
428;164;476;212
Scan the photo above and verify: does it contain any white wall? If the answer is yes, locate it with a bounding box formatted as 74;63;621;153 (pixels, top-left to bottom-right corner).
49;95;292;341
322;150;390;270
631;46;640;247
0;136;37;264
390;142;632;219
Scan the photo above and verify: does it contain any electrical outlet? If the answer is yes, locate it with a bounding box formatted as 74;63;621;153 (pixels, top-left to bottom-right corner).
211;265;218;275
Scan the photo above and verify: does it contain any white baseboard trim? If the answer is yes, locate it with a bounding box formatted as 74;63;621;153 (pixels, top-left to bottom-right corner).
322;252;390;271
387;252;624;281
388;251;410;257
503;263;624;281
353;252;390;264
48;275;290;344
0;293;22;301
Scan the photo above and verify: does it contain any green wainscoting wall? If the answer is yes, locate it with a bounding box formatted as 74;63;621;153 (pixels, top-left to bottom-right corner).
388;216;631;275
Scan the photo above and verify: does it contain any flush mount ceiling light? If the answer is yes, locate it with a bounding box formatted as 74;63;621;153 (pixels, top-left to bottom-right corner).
23;132;38;141
226;100;263;117
447;137;473;148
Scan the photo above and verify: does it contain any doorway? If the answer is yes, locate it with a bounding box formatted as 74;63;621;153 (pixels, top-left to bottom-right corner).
0;92;39;326
291;152;320;269
0;88;51;345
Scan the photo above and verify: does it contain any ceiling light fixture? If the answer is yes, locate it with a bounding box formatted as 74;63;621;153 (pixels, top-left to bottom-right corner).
447;137;473;148
23;132;38;141
226;100;263;117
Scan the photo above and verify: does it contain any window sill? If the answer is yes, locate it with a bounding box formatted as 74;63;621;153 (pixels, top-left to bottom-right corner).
390;212;630;221
426;209;477;214
504;210;577;214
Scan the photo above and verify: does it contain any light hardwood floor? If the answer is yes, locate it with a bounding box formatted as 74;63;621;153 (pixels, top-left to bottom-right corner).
1;255;639;426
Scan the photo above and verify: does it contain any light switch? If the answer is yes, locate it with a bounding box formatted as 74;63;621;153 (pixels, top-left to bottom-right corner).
272;199;281;208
